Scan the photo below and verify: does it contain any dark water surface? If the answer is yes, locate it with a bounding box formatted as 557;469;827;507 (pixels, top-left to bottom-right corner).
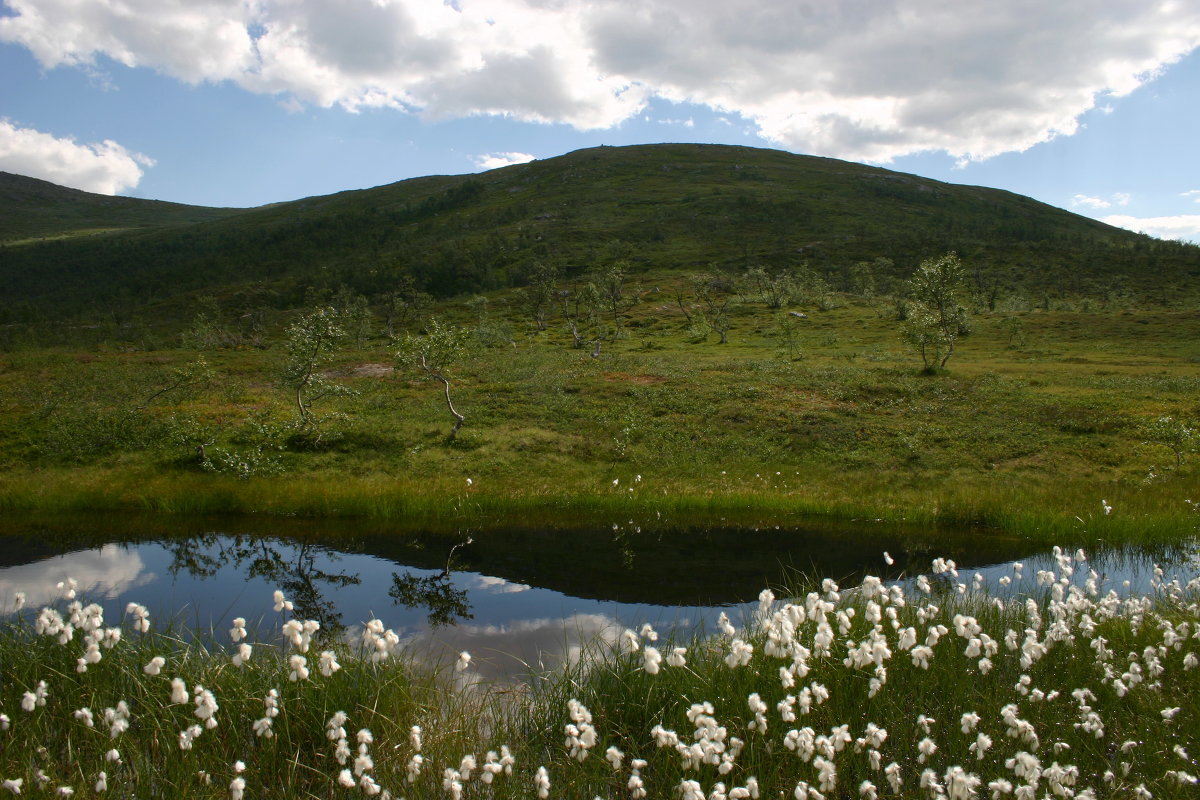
1;513;1194;679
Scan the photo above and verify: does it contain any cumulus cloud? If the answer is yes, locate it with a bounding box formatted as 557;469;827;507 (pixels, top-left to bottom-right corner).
0;119;153;193
473;151;536;170
1102;214;1200;242
1072;194;1112;210
1072;192;1131;210
3;0;1200;162
1183;190;1200;202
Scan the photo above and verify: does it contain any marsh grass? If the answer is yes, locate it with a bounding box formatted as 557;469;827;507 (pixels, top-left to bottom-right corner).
3;546;1198;798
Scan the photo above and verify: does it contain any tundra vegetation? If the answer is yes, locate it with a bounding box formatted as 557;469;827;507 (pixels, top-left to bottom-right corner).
0;255;1198;542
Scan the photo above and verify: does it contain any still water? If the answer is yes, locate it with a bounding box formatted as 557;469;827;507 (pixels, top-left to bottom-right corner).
1;514;1195;679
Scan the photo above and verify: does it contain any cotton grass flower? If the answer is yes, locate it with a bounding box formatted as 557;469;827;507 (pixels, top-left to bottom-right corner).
666;646;687;667
643;646;663;674
124;603;150;633
231;643;252;666
271;590;293;613
456;651;472;671
20;681;47;712
319;650;341;677
193;686;219;729
564;699;597;761
288;655;309;681
725;639;753;668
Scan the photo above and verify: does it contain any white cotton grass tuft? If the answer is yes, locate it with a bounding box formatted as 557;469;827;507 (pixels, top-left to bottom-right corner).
272;590;293;613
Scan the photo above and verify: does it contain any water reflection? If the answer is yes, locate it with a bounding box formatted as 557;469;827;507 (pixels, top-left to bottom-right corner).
404;612;622;683
0;544;155;610
0;512;1195;681
162;535;362;637
389;572;473;627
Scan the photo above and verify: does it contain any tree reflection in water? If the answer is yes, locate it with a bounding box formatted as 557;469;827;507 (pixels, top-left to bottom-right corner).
162;534;360;638
389;536;474;628
161;533;477;633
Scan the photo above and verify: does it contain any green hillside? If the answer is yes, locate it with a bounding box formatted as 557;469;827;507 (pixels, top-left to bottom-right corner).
2;143;1198;324
0;171;246;244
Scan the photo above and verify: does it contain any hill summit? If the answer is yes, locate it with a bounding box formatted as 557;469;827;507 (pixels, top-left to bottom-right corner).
2;143;1197;320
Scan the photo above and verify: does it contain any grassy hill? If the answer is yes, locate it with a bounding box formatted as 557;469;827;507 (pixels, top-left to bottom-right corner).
2;143;1198;326
0;171;246;244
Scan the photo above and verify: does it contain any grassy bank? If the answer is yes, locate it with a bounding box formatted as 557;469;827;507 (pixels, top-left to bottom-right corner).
2;547;1197;798
0;465;1196;547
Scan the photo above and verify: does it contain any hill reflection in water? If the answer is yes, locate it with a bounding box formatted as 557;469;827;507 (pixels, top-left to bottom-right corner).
2;513;1191;679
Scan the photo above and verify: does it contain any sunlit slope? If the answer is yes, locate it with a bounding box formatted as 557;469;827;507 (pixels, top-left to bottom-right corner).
3;143;1197;318
0;171;245;244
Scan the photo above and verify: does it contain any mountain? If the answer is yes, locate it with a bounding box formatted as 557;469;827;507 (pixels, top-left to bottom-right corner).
0;171;246;244
2;143;1197;322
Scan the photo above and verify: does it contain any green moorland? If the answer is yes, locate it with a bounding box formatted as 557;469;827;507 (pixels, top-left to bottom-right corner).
0;170;245;245
0;143;1197;543
0;268;1197;544
3;143;1199;326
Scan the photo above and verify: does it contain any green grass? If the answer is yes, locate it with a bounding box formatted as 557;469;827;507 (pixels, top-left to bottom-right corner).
2;545;1197;797
1;291;1198;546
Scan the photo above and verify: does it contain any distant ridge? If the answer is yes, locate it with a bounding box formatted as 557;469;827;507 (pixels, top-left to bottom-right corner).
0;171;245;243
2;143;1197;320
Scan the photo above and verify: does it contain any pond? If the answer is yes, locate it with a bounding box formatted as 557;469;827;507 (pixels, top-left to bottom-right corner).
1;513;1196;680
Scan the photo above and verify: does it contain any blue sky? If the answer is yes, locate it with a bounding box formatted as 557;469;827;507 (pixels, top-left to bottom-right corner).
2;0;1199;241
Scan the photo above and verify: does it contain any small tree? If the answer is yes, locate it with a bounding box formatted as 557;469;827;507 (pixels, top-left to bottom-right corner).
902;252;968;372
1143;415;1198;467
558;282;607;354
381;275;431;338
590;261;635;334
280;306;356;432
690;272;736;344
517;262;560;331
397;318;473;441
744;266;794;309
330;285;373;348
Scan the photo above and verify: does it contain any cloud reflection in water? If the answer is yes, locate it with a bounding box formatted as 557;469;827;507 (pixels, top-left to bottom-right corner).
0;545;155;610
405;612;622;683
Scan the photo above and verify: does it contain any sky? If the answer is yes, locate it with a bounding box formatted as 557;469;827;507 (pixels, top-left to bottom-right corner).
2;0;1199;242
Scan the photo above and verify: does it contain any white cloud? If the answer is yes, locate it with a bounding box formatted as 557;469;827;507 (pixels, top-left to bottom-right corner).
473;151;536;170
1182;190;1200;202
3;0;1200;162
0;119;153;193
1072;192;1131;210
1102;214;1200;242
1072;194;1111;210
